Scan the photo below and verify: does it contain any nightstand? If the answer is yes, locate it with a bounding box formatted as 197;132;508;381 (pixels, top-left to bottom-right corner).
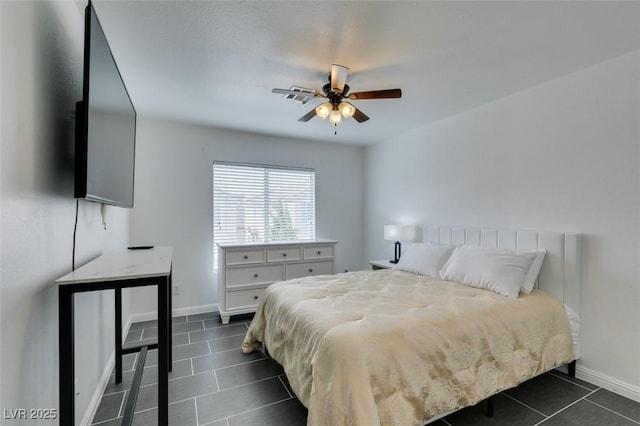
369;260;396;270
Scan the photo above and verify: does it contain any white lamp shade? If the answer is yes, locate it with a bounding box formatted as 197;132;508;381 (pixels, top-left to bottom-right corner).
400;225;421;242
384;224;422;242
384;225;402;241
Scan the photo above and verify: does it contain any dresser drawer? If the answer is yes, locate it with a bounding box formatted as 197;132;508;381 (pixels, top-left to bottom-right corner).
267;247;301;262
285;261;334;280
303;245;334;260
226;249;265;266
226;265;282;287
226;287;266;310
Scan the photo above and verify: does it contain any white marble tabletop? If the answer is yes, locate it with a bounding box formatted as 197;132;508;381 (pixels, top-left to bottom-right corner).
56;246;173;285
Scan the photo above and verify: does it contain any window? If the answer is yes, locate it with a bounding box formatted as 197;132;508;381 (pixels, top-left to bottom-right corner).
213;162;315;266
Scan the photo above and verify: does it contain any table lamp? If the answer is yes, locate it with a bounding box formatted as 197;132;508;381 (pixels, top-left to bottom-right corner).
384;225;421;263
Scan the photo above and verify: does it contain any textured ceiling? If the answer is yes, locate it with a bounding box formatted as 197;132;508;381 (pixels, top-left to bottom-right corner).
89;1;640;145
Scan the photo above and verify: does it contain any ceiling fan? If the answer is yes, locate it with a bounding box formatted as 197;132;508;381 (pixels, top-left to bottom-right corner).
272;64;401;133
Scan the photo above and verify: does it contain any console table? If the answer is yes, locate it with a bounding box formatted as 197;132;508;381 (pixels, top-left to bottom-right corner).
56;247;173;426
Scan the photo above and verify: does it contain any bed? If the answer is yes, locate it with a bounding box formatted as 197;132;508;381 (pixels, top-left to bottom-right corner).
242;227;581;426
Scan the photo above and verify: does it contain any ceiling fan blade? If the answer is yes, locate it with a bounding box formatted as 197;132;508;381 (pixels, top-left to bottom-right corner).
298;108;317;122
352;107;369;123
330;64;349;93
272;88;322;98
348;88;402;100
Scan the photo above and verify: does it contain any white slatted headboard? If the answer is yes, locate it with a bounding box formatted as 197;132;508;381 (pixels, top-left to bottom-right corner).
424;226;581;317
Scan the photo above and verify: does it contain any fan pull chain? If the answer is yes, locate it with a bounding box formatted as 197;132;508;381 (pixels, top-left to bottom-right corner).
334;123;337;135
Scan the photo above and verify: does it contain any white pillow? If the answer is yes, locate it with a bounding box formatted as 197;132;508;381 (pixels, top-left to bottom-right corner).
396;243;455;277
439;245;539;298
521;249;546;294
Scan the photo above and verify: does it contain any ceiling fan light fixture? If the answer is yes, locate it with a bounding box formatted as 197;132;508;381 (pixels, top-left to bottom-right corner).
275;63;401;131
315;102;332;119
329;109;342;125
339;102;356;118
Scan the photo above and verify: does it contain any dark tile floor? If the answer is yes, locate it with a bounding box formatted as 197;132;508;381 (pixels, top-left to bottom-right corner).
92;312;640;426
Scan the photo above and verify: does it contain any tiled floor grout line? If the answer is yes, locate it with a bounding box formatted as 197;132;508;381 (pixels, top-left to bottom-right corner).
103;367;216;396
131;353;138;371
208;338;251;351
131;404;156;415
548;370;598;392
532;388;600;426
192;343;256;360
102;362;193;396
214;356;273;373
278;375;293;399
584;399;640;425
194;396;201;426
213;369;221;392
190;332;248;346
129;396;198;417
206;332;249;343
92;416;122;426
111;366;282;407
200;418;227;426
111;390;128;420
219;396;296;425
117;390;127;419
195;375;278;398
194;355;272;376
501;391;549;418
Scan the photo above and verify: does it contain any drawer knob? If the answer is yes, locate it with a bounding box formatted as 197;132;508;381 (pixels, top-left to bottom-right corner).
317;250;322;255
309;269;313;273
282;253;287;257
253;274;259;278
243;255;248;260
253;295;259;300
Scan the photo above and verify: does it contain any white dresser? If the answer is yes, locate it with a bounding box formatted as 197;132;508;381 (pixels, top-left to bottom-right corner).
217;240;337;324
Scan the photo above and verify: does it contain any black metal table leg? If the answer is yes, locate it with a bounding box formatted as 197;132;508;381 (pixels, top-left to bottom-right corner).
158;280;169;425
122;346;148;426
168;271;172;370
115;287;123;383
58;286;75;426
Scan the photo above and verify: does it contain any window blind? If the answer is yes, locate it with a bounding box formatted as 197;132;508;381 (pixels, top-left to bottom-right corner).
213;162;315;266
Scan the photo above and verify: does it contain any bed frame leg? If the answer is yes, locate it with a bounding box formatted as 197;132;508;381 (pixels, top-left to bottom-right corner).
486;396;494;418
568;360;576;378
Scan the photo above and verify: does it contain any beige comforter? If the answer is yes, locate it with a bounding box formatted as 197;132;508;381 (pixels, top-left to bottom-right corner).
242;269;574;426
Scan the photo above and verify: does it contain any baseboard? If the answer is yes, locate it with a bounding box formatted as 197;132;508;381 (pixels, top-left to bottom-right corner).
80;316;133;426
576;365;640;403
129;303;220;324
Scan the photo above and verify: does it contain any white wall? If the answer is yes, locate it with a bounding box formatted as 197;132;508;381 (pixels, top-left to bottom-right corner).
1;2;131;424
365;51;640;399
129;118;365;314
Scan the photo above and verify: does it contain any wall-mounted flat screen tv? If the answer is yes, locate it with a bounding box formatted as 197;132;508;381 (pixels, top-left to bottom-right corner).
75;1;136;208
